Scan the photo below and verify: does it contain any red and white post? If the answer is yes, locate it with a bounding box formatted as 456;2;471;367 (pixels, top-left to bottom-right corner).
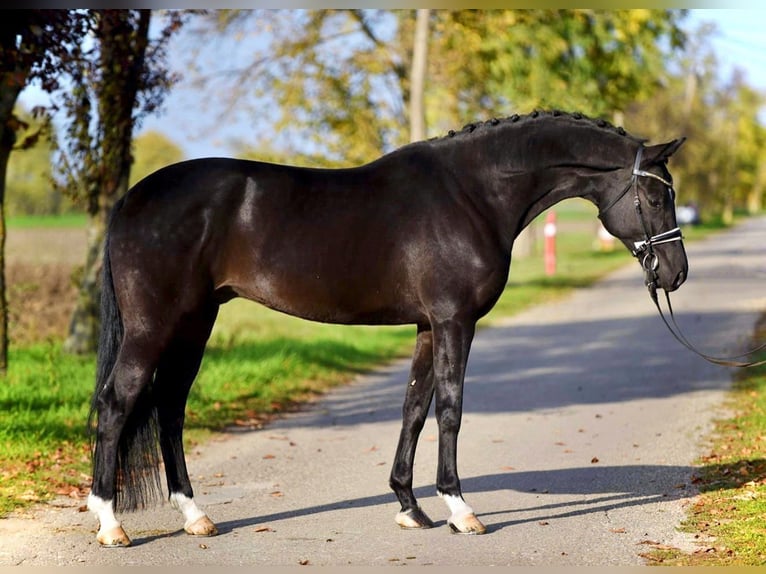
544;210;557;276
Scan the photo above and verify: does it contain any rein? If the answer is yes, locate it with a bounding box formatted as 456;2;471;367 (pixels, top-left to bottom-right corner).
650;288;766;368
604;146;766;369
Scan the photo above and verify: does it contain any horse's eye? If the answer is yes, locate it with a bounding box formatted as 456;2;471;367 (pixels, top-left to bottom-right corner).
647;193;663;208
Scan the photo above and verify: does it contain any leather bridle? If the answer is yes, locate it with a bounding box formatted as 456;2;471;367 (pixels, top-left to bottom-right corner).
599;146;683;291
601;145;766;368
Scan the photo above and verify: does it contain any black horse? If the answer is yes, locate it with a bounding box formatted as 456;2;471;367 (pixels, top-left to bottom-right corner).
87;110;687;546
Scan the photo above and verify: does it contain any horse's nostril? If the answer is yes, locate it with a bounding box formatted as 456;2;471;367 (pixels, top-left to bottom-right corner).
673;270;686;289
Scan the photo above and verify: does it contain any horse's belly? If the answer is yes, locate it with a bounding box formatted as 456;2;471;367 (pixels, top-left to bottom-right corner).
219;268;420;326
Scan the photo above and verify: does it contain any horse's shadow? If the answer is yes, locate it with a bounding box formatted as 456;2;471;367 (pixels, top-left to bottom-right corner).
131;458;764;546
201;463;706;537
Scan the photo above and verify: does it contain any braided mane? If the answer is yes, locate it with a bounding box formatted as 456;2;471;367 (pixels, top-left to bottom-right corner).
436;109;642;143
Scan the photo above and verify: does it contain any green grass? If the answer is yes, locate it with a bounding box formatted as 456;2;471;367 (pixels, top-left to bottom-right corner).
7;213;88;229
1;208;724;516
0;344;94;514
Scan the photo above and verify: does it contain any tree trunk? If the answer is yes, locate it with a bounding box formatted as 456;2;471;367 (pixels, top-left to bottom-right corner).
0;130;13;375
409;9;429;143
0;72;28;374
746;160;764;214
64;10;151;355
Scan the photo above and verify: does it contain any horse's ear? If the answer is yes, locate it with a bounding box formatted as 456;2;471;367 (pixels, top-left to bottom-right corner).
642;137;687;166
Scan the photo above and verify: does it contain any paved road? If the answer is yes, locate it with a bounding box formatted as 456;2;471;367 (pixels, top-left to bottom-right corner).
2;217;765;566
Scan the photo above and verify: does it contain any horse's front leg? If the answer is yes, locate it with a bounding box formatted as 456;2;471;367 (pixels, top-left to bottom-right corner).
433;318;486;534
390;325;436;529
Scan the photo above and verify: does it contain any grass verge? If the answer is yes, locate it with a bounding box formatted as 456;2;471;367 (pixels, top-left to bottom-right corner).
644;314;766;566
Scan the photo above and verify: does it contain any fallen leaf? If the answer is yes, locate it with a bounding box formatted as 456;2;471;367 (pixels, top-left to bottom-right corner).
501;466;515;471
538;521;550;526
298;559;310;565
254;526;274;533
610;528;627;534
591;457;599;464
199;544;208;549
270;491;284;497
263;454;276;460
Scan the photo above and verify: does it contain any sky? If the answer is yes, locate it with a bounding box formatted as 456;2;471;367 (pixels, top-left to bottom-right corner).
18;9;766;161
686;9;766;88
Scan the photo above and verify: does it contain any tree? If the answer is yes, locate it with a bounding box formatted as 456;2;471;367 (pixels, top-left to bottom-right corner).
5;106;58;216
0;10;89;373
623;20;766;223
59;9;184;355
479;10;687;117
187;10;686;167
129;129;184;187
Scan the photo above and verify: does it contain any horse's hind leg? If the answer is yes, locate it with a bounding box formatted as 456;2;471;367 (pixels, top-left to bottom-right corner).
390;325;436;529
154;303;219;537
89;337;164;547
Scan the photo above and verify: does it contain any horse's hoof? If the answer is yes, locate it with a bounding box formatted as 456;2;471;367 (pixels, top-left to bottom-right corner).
97;525;132;547
395;507;435;529
448;513;487;535
185;515;218;537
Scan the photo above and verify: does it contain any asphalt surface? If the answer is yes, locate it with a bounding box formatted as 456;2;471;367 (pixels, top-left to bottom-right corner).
2;216;765;567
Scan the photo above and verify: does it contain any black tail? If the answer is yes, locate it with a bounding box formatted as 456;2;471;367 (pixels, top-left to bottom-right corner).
90;196;162;512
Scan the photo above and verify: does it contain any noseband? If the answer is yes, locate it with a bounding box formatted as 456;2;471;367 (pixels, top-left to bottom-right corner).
601;145;766;368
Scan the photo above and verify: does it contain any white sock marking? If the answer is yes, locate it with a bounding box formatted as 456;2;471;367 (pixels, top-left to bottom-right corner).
437;491;474;519
170;492;207;529
87;493;120;532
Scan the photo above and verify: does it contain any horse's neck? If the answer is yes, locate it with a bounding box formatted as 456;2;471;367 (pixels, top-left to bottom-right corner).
452;129;632;245
515;169;594;228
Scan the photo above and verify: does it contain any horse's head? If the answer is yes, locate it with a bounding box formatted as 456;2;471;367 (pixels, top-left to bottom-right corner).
597;138;688;293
